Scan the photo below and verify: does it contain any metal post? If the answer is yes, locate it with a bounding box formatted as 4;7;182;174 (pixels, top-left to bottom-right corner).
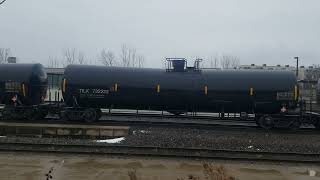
294;57;299;77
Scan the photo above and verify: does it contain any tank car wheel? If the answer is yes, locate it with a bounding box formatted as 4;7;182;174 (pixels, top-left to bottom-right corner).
313;118;320;130
96;109;102;120
82;108;97;123
60;111;70;121
258;115;274;130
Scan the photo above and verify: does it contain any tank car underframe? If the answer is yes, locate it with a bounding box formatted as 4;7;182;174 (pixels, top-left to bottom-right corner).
60;107;102;123
1;105;48;121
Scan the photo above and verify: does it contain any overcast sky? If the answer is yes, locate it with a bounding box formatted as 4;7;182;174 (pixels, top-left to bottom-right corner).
0;0;319;67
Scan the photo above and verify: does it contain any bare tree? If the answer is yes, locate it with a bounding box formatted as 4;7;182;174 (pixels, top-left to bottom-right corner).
0;48;10;64
230;56;240;68
62;48;76;66
47;56;59;68
0;0;7;5
129;47;137;67
305;65;320;82
137;54;145;68
220;55;240;69
100;49;108;66
120;44;138;67
209;56;219;68
78;51;86;64
120;44;130;67
100;49;116;66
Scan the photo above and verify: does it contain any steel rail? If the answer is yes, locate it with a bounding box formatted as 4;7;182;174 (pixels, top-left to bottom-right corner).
0;142;319;163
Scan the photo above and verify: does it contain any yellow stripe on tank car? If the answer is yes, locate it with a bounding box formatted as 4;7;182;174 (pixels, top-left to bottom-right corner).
22;83;26;97
115;83;118;92
156;84;160;93
62;79;67;93
204;85;208;95
250;88;254;96
294;85;298;101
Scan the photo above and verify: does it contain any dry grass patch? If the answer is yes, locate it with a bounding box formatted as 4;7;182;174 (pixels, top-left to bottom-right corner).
202;163;236;180
128;169;138;180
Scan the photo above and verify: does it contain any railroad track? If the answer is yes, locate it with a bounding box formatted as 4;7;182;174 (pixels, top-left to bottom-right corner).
0;141;319;163
0;112;317;135
2;109;319;137
0;109;259;129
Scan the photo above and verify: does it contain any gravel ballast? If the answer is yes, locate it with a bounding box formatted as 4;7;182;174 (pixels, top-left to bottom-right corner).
0;126;319;154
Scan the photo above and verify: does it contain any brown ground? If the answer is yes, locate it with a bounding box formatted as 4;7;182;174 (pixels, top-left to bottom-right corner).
0;151;319;180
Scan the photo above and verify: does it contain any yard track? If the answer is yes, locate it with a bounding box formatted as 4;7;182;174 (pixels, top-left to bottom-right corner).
0;142;319;163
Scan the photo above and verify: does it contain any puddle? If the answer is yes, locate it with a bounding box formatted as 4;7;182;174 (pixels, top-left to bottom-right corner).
22;170;41;180
240;168;281;175
294;170;320;177
123;162;143;169
177;163;204;171
145;164;167;169
65;160;121;169
0;163;41;168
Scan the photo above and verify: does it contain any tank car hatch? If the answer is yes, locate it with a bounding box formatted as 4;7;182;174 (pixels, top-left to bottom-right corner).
165;58;202;72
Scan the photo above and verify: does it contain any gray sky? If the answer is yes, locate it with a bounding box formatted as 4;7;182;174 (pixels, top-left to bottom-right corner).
0;0;319;67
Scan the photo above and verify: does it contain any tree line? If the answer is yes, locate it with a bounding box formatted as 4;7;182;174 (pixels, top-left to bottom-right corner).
205;55;240;69
1;47;241;69
48;44;146;68
0;48;11;64
2;46;240;69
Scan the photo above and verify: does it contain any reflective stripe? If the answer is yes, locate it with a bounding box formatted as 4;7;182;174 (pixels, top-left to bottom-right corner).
156;84;160;93
294;85;298;100
62;79;67;93
22;83;26;96
204;85;208;95
250;88;254;96
115;83;118;92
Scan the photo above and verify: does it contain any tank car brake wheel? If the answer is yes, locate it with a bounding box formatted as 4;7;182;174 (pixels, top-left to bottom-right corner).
82;108;97;123
258;115;274;130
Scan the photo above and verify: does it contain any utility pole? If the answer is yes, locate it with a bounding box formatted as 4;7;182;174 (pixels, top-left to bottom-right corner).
294;57;299;78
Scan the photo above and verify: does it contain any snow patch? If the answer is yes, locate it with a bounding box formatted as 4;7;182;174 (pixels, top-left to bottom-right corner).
96;137;125;143
309;170;316;177
140;130;150;134
132;130;150;135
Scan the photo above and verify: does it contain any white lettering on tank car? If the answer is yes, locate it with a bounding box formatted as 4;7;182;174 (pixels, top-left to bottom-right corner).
79;88;109;94
92;89;109;94
79;89;90;94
